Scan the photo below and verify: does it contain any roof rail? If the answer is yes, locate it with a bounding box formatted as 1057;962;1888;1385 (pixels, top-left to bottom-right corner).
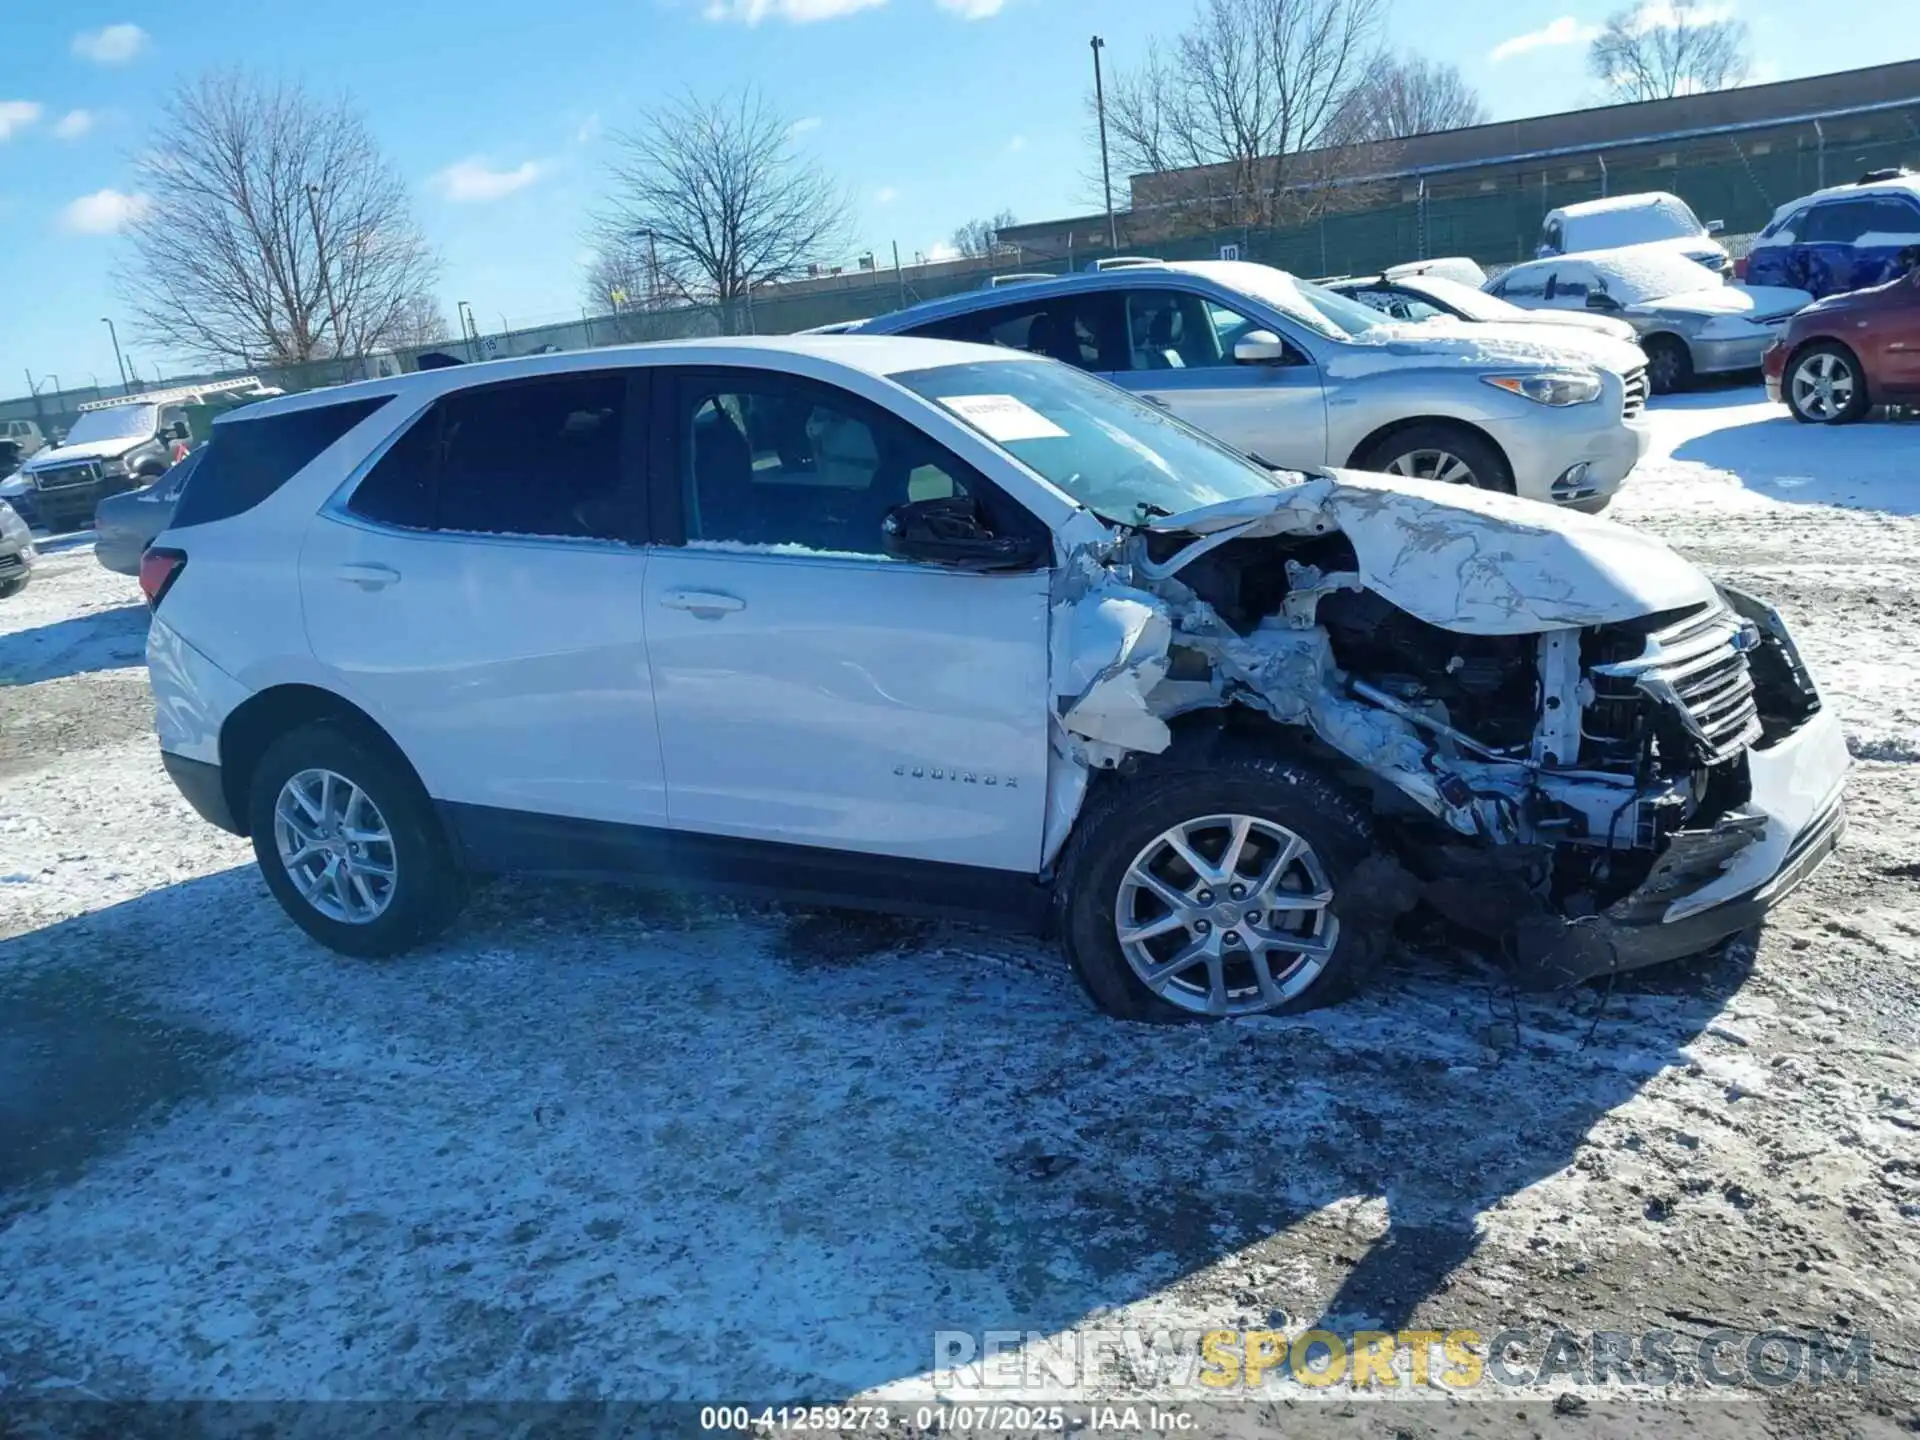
76;375;272;413
986;272;1057;288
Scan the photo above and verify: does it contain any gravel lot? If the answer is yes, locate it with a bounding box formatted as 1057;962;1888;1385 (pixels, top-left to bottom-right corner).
2;391;1917;1436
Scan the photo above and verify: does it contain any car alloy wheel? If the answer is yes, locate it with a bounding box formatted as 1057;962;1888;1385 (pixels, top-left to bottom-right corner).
273;767;398;924
1381;448;1477;486
1113;812;1338;1017
1790;350;1858;422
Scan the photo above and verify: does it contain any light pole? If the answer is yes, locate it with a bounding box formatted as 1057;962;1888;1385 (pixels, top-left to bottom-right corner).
1091;35;1118;254
101;318;130;392
456;301;478;362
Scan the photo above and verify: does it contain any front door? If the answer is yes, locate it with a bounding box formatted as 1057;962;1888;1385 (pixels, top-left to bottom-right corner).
301;367;667;827
643;368;1052;873
1106;288;1330;467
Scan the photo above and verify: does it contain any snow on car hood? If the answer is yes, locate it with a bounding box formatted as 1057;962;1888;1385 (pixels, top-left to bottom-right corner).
1145;469;1717;636
1637;285;1811;321
1338;320;1646;378
24;437;143;468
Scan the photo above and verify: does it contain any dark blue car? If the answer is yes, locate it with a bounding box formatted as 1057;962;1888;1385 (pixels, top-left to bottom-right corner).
1745;173;1920;300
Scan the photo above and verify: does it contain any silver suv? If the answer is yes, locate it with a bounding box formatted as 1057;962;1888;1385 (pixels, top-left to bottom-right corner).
859;260;1650;510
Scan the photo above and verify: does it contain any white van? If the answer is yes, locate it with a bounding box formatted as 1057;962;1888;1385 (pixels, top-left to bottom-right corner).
1538;192;1730;277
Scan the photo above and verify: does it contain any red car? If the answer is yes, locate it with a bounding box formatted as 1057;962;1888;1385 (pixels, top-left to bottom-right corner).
1764;255;1920;423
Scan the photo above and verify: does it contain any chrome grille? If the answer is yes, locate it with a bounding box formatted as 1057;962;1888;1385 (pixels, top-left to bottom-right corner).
1622;367;1649;421
1593;602;1763;766
34;463;98;492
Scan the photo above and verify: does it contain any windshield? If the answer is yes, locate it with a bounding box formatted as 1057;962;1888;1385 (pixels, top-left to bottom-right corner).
63;404;157;446
894;359;1286;526
1566;195;1706;249
1203;263;1390;339
1593;247;1720;304
1401;275;1517;321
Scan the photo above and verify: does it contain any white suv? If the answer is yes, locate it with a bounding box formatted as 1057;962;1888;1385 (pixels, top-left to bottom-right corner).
147;337;1848;1019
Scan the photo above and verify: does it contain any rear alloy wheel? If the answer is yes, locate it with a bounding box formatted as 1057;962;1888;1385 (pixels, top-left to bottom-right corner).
1359;423;1513;495
1643;335;1694;395
1786;343;1869;424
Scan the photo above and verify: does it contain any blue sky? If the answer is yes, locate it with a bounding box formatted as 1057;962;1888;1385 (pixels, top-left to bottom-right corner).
0;0;1909;393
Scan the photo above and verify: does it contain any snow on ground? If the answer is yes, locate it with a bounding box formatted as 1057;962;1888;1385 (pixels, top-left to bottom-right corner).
3;393;1919;1434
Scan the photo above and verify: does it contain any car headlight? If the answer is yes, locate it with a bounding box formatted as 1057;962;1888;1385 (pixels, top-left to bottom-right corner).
0;472;29;498
1482;371;1603;406
99;457;129;477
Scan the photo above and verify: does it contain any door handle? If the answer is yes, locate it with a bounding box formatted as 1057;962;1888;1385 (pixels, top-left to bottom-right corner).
335;562;400;590
660;588;745;618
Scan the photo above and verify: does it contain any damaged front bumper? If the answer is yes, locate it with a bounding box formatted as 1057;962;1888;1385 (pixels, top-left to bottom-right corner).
1512;707;1850;986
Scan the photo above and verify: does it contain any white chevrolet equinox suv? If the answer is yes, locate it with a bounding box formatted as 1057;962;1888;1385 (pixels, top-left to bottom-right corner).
147;337;1848;1019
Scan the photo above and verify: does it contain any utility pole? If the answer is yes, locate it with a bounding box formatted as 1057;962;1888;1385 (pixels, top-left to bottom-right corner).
893;240;906;307
101;318;130;393
1091;36;1118;254
305;182;347;363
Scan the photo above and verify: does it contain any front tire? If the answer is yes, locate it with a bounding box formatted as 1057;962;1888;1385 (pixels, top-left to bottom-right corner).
1058;753;1389;1020
1785;342;1870;424
1356;423;1513;494
0;574;28;599
247;720;465;957
1643;334;1694;395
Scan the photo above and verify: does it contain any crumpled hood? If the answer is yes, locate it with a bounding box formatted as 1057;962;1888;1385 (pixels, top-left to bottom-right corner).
1637;284;1811;321
1147;470;1717;636
25;437;142;468
1344;320;1646;377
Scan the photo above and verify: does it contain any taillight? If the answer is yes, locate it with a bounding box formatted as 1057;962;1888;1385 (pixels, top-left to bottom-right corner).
139;547;186;609
1733;256;1749;281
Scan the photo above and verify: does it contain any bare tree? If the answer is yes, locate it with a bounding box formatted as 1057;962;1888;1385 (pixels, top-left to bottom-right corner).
116;71;439;367
592;89;851;334
390;293;451;348
582;241;660;315
1589;0;1751;102
1099;0;1386;231
1329;54;1488;144
951;209;1018;258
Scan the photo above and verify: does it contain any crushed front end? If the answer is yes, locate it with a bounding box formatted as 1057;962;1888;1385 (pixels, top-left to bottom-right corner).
1050;473;1850;987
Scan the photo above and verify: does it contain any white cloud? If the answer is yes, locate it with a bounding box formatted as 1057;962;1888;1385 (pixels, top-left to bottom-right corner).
925;241;961;261
703;0;886;22
432;157;546;202
573;113;602;146
53;109;97;141
0;100;42;140
59;188;151;234
72;23;149;64
937;0;1005;16
1005;134;1026;153
788;116;823;136
875;186;899;204
1489;16;1601;62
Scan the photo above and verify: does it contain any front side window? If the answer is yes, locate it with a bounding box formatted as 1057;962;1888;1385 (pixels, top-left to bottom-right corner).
348;372;638;541
678;376;977;556
1119;290;1275;369
895;358;1286;527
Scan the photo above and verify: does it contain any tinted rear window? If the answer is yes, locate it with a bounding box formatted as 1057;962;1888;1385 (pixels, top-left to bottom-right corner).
170;397;390;529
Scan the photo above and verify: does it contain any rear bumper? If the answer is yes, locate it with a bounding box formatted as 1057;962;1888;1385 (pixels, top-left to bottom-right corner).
162;752;241;834
1514;708;1850;986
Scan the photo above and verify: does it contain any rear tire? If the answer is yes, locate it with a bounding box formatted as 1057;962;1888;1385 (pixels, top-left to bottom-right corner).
247;720;465;957
1784;342;1870;424
1058;753;1389;1021
1355;423;1514;494
1643;334;1694;395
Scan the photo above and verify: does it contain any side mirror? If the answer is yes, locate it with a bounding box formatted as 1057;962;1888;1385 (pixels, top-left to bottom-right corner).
882;496;1044;571
1233;329;1290;364
1706;218;1726;235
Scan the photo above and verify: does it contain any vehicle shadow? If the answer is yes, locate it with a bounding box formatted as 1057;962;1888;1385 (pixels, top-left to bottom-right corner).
1667;398;1920;515
0;603;149;686
0;869;1754;1400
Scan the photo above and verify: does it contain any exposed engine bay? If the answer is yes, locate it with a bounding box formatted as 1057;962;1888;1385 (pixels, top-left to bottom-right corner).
1047;470;1836;983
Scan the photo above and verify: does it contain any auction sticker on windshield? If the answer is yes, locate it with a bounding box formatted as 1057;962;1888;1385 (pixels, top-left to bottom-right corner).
936;394;1068;443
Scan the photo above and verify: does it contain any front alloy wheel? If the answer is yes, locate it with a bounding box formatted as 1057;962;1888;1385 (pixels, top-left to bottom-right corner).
1115;813;1338;1016
1381;448;1477;486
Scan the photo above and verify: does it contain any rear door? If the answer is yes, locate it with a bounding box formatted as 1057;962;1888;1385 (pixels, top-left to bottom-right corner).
300;366;667;829
641;365;1052;875
1107;286;1329;466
